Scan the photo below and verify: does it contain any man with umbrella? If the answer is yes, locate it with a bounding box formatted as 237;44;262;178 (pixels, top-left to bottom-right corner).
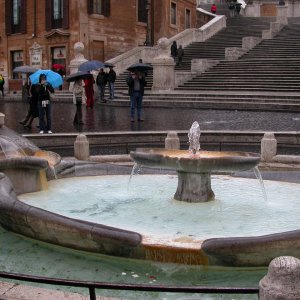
126;70;147;122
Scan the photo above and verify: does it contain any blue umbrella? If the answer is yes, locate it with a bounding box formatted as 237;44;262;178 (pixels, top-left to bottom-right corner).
78;60;105;72
29;70;63;88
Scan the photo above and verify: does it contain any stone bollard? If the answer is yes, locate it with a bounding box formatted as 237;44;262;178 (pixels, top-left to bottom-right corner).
261;132;277;162
165;131;180;150
259;256;300;299
74;134;90;161
0;113;5;127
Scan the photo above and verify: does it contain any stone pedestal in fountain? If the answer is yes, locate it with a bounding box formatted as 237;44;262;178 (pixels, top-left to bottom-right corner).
175;171;214;202
130;149;260;203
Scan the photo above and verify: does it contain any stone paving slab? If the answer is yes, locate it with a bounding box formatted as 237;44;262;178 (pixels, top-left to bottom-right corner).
0;281;119;300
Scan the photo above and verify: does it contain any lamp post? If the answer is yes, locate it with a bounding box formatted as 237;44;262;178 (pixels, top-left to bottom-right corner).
144;0;152;46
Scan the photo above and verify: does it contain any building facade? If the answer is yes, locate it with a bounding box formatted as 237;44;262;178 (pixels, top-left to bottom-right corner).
0;0;197;89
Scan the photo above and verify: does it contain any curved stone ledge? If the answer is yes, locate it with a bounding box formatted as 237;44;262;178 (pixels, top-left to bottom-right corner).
0;173;144;259
202;231;300;267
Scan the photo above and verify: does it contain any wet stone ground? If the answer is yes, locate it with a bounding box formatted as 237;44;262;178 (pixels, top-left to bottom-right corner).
0;101;299;134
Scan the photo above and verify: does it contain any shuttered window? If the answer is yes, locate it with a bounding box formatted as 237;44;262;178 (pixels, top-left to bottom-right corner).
5;0;26;35
87;0;110;17
45;0;69;31
138;0;147;23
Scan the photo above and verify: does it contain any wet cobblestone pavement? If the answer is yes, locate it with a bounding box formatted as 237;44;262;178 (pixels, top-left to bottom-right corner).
0;101;299;134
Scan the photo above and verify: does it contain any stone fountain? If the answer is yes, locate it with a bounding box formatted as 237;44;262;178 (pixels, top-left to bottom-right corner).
130;121;261;202
0;116;300;269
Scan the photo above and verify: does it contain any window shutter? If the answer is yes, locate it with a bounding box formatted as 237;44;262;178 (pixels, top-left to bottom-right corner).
5;0;12;35
20;0;27;33
87;0;93;14
62;0;69;29
103;0;110;17
45;0;52;31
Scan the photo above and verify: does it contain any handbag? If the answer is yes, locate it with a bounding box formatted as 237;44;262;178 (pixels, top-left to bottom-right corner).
49;91;56;100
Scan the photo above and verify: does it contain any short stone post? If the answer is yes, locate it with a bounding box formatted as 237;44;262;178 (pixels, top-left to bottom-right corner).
165;131;180;150
74;134;90;161
0;113;5;127
259;256;300;299
261;132;277;162
152;37;175;91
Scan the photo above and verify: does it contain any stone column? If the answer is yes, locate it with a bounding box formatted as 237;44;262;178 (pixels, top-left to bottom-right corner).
276;5;288;25
69;42;88;75
74;134;90;161
152;37;175;91
261;132;277;162
69;42;88;91
259;256;300;299
165;131;180;150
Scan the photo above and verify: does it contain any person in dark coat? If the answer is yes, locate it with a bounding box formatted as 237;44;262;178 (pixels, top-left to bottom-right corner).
170;41;178;62
96;68;107;103
126;71;147;122
177;45;184;66
107;66;116;100
37;74;54;134
19;81;39;129
0;74;5;96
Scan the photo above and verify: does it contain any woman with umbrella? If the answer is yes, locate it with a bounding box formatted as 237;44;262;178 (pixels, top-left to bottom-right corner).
37;74;54;134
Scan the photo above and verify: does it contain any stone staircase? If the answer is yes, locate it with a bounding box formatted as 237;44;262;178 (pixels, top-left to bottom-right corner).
57;17;300;111
175;18;300;93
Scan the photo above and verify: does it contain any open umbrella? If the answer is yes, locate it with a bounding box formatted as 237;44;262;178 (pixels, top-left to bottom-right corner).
52;64;65;70
104;62;115;68
127;63;153;73
66;71;93;82
29;70;63;88
78;60;105;72
13;65;38;74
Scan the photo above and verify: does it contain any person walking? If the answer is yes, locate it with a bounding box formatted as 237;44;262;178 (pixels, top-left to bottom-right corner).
228;1;235;17
170;41;178;62
126;71;147;122
37;74;54;134
177;45;184;66
84;74;95;108
211;3;217;14
0;74;5;96
72;78;85;125
96;68;107;103
107;66;116;100
19;81;39;129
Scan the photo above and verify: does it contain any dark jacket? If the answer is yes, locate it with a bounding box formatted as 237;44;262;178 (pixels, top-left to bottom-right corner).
107;69;116;83
126;75;147;96
96;72;107;85
37;83;54;101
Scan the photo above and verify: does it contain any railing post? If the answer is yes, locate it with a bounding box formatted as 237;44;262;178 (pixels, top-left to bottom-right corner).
89;286;96;300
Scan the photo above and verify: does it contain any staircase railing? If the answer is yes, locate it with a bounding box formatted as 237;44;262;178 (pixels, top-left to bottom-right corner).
106;10;226;75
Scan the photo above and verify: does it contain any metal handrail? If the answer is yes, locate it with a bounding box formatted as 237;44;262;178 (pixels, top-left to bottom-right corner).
0;271;259;300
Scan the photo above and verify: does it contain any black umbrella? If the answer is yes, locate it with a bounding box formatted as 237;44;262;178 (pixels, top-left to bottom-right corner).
126;63;153;73
104;62;115;68
13;65;38;74
66;71;93;82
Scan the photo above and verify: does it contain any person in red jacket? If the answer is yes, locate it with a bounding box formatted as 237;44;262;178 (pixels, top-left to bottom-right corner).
211;3;217;14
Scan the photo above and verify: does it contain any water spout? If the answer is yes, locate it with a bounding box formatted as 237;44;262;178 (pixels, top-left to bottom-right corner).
188;121;201;155
253;166;268;202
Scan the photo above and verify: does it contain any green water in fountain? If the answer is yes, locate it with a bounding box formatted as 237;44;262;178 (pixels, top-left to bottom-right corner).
0;226;266;299
20;174;300;240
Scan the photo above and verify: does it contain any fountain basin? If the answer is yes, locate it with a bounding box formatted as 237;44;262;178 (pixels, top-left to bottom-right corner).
130;149;261;202
1;170;299;267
